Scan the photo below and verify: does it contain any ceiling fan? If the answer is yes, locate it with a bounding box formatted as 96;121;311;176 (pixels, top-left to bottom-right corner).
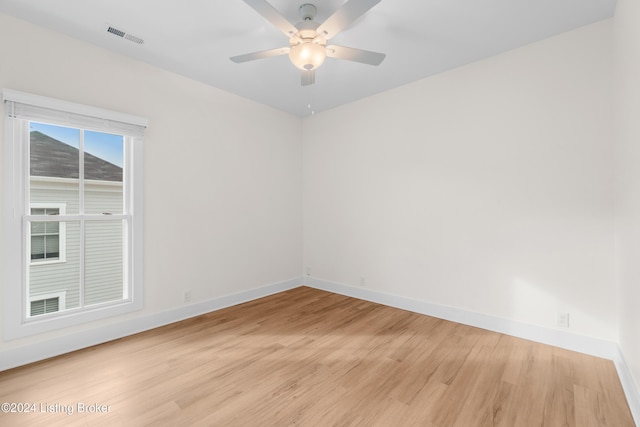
231;0;386;86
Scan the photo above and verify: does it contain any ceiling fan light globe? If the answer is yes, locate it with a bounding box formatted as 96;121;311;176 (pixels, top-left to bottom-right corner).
289;42;326;71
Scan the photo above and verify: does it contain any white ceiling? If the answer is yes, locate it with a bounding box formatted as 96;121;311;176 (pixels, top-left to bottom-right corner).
0;0;616;117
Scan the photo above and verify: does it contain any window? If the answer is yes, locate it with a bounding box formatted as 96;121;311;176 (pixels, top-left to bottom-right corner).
31;298;59;316
31;208;61;261
29;291;66;317
2;89;147;339
30;204;66;263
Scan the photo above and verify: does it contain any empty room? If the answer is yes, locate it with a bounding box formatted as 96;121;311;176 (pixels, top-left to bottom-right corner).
0;0;639;425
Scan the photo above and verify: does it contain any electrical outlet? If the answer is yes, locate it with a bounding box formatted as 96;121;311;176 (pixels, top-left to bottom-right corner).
305;266;311;276
183;290;191;303
556;312;570;328
359;277;366;287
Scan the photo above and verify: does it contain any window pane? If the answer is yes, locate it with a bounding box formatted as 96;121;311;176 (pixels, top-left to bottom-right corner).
30;235;45;259
28;221;80;316
46;221;59;234
84;221;124;305
31;221;45;235
84;131;124;215
45;235;60;258
45;297;59;313
30;122;80;214
30;300;45;316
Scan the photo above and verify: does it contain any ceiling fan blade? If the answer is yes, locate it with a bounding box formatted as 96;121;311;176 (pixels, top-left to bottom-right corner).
301;70;315;86
316;0;381;40
241;0;298;37
326;45;385;65
230;47;290;63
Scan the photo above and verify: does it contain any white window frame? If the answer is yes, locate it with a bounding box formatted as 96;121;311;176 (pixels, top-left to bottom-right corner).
29;291;67;317
29;203;67;265
2;89;147;340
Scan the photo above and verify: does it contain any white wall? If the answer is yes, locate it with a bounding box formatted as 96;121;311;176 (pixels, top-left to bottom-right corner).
303;21;616;341
0;13;303;352
613;0;640;399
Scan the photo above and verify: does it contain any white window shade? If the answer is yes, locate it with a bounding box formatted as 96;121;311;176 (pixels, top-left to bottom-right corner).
2;89;147;138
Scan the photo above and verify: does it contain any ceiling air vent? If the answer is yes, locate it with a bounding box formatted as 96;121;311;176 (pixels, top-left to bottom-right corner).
106;25;144;45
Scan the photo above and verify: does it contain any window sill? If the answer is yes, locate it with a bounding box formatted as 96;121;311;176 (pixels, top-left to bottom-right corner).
30;259;66;266
5;298;143;340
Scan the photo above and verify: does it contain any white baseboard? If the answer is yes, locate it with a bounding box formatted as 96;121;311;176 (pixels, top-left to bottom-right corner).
614;348;640;426
304;276;640;422
304;276;618;358
0;277;303;372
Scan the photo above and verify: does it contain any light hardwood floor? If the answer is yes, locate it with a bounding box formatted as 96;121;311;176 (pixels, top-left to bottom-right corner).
0;287;634;426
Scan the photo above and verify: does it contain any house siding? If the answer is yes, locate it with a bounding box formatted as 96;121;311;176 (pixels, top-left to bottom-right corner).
84;220;124;305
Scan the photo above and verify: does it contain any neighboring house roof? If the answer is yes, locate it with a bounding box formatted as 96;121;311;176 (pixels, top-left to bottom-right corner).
30;131;122;182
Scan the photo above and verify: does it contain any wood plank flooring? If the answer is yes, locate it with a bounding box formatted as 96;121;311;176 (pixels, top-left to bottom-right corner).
0;286;634;426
